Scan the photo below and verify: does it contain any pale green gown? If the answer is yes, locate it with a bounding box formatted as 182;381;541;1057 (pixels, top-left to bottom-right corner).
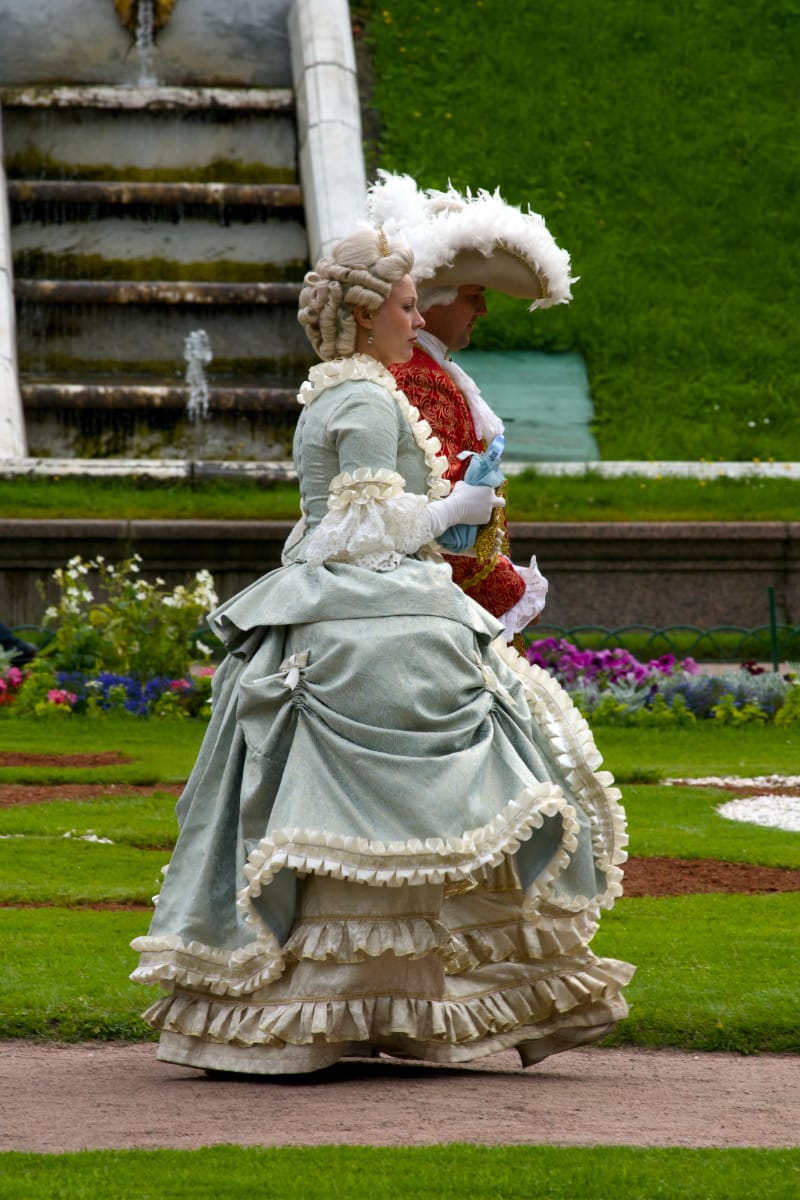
131;355;634;1074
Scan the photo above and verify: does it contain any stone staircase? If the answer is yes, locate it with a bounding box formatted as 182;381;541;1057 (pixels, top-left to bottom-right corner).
0;84;314;460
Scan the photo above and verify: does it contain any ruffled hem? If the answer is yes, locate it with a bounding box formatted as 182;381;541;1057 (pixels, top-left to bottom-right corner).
130;931;285;998
141;954;634;1049
237;785;582;933
449;906;601;971
283;913;463;966
495;642;628;909
130;900;602;997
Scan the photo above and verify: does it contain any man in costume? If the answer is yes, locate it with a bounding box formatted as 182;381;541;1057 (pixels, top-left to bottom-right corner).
367;173;575;646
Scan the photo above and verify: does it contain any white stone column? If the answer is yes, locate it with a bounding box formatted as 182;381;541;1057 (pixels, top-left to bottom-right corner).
0;105;26;458
289;0;367;265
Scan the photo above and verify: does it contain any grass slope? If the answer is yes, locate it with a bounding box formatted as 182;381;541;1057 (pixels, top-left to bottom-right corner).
361;0;800;460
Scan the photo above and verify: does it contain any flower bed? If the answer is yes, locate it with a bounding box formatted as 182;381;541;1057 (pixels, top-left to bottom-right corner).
525;637;800;727
0;555;219;719
1;555;798;724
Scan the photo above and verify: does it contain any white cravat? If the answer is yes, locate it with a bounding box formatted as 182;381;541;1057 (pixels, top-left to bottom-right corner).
416;330;504;445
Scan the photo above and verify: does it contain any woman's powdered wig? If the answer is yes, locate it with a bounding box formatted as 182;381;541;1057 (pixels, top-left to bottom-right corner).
298;228;414;360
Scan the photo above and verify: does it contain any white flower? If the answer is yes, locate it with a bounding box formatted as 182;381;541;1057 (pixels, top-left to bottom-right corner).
195;639;213;658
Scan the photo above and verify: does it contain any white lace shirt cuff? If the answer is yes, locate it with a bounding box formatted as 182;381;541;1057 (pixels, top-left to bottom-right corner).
499;556;550;640
303;468;435;572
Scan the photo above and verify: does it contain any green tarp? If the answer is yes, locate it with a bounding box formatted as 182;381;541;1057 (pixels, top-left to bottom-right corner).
454;350;598;462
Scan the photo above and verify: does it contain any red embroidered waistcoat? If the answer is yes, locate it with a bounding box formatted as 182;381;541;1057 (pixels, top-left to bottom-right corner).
391;347;525;620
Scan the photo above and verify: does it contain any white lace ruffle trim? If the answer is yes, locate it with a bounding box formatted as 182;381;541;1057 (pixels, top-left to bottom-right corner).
236;785;579;932
499;556;550;639
303;468;434;572
131;929;285;997
130;892;603;1000
140;954;633;1049
497;642;629;893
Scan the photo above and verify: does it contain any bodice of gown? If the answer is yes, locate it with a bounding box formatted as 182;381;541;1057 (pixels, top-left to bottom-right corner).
291;378;432;544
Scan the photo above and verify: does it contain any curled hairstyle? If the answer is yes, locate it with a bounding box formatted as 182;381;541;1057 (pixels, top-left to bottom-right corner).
298;228;414;360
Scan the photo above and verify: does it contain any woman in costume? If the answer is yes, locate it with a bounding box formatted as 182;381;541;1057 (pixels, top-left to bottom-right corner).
131;228;633;1076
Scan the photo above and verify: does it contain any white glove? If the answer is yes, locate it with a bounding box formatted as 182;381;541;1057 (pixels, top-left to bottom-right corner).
425;480;505;540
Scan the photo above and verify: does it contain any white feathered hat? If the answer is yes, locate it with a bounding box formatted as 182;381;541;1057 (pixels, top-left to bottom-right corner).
366;171;575;309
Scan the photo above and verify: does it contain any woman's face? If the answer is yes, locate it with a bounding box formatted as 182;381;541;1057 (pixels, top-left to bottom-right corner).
363;275;425;366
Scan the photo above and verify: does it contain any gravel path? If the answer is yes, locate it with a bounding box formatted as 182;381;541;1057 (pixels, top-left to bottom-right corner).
2;1042;798;1152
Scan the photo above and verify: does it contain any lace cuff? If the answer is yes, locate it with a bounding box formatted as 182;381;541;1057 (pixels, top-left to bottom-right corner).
304;468;435;572
499;556;550;640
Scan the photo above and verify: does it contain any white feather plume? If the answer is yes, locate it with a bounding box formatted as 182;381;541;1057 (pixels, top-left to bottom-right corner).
366;171;576;309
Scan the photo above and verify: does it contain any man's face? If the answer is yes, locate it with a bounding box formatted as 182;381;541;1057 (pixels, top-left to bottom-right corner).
422;285;488;352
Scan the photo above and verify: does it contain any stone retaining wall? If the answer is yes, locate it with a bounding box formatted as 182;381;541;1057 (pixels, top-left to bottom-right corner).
1;520;797;630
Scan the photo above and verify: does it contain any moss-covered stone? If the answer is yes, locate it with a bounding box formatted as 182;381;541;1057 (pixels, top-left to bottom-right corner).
6;150;296;185
13;251;308;285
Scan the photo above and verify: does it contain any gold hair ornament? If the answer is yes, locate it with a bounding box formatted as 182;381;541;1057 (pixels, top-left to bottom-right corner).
377;226;390;257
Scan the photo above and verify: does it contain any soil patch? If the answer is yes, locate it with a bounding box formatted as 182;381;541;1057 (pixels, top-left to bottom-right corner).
0;782;183;807
0;751;134;767
622;855;800;896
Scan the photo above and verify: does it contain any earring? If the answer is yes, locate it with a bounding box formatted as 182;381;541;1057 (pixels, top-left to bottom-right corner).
367;335;374;344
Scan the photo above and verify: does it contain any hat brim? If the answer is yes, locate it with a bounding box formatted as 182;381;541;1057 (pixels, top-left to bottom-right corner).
424;245;549;301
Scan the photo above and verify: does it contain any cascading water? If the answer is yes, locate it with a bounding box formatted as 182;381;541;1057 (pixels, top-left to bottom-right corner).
135;0;158;88
184;329;213;457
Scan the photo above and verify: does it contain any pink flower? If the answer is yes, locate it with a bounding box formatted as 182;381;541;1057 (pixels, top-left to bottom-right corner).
47;689;77;706
168;679;192;693
195;666;216;678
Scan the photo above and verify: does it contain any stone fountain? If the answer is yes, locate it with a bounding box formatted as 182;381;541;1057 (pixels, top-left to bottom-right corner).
0;0;366;471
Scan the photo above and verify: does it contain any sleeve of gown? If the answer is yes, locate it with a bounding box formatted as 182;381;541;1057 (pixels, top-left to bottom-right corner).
303;385;436;572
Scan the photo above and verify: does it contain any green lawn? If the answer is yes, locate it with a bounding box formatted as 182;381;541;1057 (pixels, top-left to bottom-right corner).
2;473;799;522
0;908;156;1040
0;789;177;848
594;722;799;782
596;893;800;1052
1;1145;798;1200
0;718;203;785
623;784;800;867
